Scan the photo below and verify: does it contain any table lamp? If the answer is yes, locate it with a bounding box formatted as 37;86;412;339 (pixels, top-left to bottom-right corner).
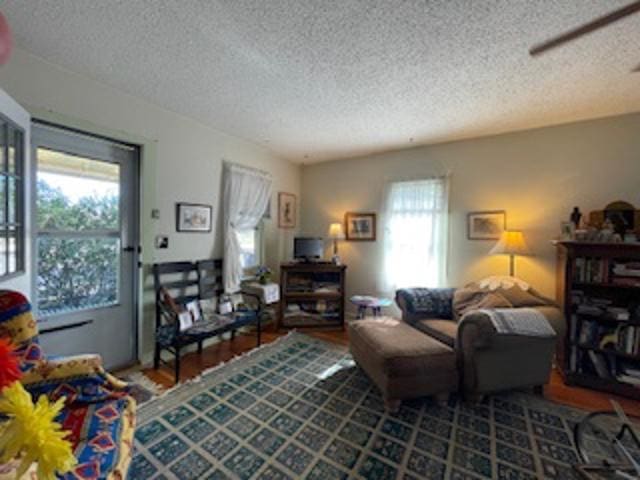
489;230;530;277
328;222;345;264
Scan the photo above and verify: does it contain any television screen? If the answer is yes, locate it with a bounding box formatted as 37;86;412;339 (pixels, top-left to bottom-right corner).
294;237;324;260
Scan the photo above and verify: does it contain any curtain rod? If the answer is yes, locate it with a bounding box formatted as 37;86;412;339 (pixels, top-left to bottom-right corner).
223;160;272;178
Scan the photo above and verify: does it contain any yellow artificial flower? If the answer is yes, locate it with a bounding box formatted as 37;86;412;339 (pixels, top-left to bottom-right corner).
0;381;77;480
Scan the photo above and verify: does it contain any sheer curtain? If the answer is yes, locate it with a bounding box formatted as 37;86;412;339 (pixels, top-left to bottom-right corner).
379;177;449;294
223;163;272;293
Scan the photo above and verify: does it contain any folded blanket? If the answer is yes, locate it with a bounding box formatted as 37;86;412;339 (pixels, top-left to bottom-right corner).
472;307;556;338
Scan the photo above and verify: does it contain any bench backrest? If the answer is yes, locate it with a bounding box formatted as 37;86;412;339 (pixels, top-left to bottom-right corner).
152;259;224;328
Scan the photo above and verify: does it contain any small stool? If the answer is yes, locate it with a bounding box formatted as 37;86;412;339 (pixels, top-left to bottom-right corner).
350;295;393;319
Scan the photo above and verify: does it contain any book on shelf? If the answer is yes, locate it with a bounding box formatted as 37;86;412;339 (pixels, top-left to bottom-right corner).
588;351;611;379
612;261;640;277
617;374;640;386
610;276;640;288
574;257;609;283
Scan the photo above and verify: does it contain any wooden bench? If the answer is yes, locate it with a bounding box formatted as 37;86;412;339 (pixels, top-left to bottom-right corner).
152;259;262;384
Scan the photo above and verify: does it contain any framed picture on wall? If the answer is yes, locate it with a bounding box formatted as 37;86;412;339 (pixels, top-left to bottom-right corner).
176;203;212;232
467;210;505;240
345;212;376;241
278;192;297;228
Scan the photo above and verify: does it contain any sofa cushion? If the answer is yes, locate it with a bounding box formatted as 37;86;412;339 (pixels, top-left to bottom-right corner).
411;318;458;348
349;318;456;378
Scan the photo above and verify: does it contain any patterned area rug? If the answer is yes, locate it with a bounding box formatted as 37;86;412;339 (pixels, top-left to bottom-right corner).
129;332;593;480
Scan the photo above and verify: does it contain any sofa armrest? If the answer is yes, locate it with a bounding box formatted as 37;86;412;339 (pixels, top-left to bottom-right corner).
395;288;455;323
457;306;565;350
21;353;126;390
456;306;564;394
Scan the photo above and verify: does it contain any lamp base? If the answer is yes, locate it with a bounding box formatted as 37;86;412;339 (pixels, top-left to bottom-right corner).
332;254;341;265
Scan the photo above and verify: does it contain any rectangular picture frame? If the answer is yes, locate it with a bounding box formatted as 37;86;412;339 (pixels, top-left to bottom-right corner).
467;210;506;240
278;192;297;228
176;202;212;233
345;212;377;241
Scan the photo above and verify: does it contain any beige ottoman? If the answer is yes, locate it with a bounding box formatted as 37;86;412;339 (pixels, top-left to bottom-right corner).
348;317;458;411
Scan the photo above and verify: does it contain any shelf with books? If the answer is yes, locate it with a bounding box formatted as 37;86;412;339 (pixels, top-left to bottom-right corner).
279;263;346;329
557;241;640;399
574;344;640;362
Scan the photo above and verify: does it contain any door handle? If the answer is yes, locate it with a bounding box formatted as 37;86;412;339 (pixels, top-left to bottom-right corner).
123;246;140;253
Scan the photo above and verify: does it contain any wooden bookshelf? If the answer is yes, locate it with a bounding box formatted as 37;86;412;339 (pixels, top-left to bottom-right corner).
279;263;346;328
556;241;640;399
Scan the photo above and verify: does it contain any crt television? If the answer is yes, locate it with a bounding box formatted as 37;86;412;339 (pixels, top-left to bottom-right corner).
294;237;324;261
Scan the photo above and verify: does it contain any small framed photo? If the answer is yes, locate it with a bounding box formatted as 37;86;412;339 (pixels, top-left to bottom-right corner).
176;203;212;232
278;192;297;228
345;212;377;241
467;210;506;240
560;221;575;241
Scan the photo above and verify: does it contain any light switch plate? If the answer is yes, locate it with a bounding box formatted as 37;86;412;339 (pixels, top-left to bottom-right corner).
155;235;168;249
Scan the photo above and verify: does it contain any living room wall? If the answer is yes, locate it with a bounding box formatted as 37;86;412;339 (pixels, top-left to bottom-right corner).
0;48;300;363
301;112;640;309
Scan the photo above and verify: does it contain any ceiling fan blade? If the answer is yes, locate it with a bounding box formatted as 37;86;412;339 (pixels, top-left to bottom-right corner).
530;0;640;56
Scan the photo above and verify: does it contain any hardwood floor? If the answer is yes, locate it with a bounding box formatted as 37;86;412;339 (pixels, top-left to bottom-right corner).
142;324;640;417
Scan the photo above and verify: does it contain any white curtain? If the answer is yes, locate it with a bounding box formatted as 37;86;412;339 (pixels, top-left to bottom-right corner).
379;177;449;294
223;163;272;293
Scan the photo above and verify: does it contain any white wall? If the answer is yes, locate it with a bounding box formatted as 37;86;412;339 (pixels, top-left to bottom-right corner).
0;48;300;362
301;113;640;309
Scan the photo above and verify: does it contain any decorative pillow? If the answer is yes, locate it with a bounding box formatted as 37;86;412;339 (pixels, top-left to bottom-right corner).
396;288;455;319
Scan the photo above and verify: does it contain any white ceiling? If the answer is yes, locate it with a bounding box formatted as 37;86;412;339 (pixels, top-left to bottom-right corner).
2;1;640;163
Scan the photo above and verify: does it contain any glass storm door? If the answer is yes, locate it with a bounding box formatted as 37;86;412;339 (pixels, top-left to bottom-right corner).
32;123;139;369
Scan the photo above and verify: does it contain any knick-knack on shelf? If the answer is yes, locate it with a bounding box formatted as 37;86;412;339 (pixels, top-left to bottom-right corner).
570;207;582;228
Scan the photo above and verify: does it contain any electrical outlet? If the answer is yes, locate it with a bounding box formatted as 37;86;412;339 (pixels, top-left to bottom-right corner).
151;209;160;219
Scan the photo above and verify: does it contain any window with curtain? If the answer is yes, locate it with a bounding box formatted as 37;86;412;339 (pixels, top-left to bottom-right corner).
380;177;449;293
237;223;263;269
223;163;272;293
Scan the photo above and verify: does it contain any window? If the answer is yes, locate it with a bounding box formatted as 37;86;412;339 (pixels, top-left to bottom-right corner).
0;117;25;277
238;224;263;270
380;177;449;292
35;147;121;316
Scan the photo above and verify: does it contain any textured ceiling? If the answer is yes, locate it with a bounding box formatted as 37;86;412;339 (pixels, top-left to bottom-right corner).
2;0;640;163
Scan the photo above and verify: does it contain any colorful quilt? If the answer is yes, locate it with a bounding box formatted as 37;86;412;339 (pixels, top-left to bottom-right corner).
0;290;136;480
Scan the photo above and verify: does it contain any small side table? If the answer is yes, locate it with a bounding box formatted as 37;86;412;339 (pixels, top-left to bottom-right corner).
350;296;393;319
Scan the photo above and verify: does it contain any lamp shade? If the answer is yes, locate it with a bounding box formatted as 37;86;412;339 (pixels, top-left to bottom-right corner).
328;222;345;239
489;230;530;256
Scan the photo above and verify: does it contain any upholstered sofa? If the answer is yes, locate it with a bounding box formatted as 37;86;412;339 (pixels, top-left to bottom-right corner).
395;284;565;398
0;290;136;480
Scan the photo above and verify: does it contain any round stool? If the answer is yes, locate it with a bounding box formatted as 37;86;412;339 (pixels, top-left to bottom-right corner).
350;295;393;319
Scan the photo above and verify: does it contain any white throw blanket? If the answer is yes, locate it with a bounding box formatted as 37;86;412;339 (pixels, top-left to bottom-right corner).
474;308;556;338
